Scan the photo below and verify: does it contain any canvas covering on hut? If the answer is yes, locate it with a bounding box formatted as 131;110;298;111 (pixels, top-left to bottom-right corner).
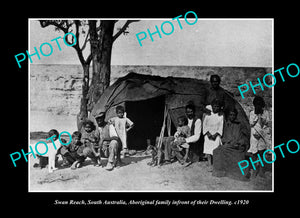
90;72;250;150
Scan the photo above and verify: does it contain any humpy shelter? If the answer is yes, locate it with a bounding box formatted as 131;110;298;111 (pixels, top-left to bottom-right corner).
90;72;250;150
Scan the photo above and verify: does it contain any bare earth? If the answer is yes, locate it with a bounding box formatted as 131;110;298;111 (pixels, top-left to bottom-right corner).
29;148;272;192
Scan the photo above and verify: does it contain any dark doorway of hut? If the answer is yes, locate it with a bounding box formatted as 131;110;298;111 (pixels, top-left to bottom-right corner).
127;95;168;150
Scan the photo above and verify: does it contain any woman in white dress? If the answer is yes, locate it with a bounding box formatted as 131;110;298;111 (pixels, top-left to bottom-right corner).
202;99;224;171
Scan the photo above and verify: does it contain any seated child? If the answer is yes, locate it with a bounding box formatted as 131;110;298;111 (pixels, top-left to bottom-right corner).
59;131;86;169
109;105;134;157
174;116;191;149
81;120;101;167
171;116;191;164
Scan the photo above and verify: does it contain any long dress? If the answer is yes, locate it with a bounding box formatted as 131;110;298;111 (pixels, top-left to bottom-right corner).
213;120;248;180
202;111;224;155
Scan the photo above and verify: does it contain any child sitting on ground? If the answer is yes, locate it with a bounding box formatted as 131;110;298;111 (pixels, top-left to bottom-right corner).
60;131;86;169
109;105;134;158
81;120;101;167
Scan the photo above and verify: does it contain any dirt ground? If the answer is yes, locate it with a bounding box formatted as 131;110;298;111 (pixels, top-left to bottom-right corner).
29;142;272;192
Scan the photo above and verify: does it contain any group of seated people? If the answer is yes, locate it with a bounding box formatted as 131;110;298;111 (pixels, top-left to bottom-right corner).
152;75;271;181
34;75;271;181
155;100;249;181
34;105;134;171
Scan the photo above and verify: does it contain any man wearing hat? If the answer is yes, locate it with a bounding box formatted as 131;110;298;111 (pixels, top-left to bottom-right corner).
95;112;122;171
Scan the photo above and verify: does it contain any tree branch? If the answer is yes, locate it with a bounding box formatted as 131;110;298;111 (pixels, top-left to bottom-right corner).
112;20;139;42
86;53;93;65
81;31;90;51
74;20;80;45
39;20;89;66
73;21;87;65
39;20;70;34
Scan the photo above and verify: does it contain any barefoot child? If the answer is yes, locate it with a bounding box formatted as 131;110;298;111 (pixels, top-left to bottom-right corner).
247;96;270;178
81;120;101;167
171;116;191;164
60;131;86;169
109;105;134;157
203;99;224;172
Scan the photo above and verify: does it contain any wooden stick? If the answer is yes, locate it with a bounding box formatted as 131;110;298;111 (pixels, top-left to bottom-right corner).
157;105;168;149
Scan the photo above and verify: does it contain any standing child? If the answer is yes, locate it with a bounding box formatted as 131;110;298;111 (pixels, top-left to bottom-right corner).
109;105;134;157
247;96;271;177
202;99;224;172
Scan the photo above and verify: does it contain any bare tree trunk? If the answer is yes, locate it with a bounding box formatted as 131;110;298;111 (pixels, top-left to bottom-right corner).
87;20;115;112
39;20;137;131
77;63;90;130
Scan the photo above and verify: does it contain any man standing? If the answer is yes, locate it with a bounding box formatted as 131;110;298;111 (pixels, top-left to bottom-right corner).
95;112;122;171
206;74;227;111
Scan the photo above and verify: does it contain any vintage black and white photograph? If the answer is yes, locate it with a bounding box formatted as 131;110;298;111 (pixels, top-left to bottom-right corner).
28;18;273;192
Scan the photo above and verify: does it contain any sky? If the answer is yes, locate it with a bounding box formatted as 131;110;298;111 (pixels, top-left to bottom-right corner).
29;19;273;67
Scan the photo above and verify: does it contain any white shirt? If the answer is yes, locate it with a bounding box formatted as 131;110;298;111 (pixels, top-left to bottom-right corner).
109;116;134;149
185;118;202;144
